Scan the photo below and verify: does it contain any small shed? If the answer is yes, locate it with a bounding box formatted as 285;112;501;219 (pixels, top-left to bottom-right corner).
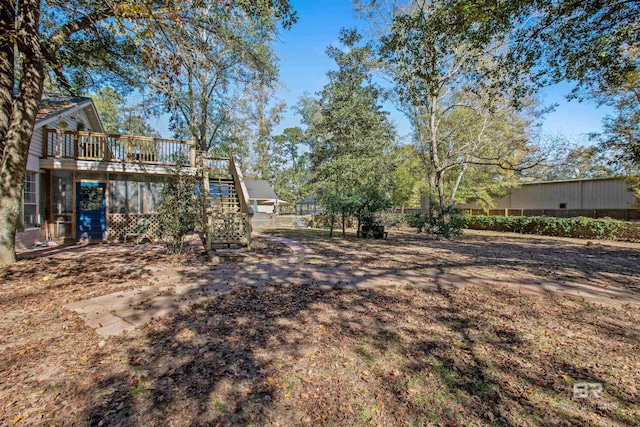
295;197;324;215
245;179;286;213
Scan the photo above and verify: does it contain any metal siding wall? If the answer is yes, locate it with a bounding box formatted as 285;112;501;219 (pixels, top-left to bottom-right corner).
581;179;635;209
491;196;510;209
538;182;581;209
456;179;637;210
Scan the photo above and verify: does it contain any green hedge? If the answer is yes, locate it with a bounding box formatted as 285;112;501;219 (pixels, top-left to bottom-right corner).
466;215;640;241
406;207;467;238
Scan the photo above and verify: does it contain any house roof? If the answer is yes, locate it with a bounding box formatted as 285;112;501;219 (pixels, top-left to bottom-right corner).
36;93;93;123
296;197;318;205
245;179;279;201
33;92;104;132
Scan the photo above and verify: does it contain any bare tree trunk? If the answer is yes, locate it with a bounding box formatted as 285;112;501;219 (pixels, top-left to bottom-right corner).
449;163;469;206
0;0;44;266
436;170;446;207
329;214;335;238
427;96;449;211
341;213;346;237
428;172;435;214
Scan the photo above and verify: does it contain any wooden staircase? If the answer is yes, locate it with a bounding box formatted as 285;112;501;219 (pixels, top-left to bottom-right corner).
207;177;241;213
200;155;253;250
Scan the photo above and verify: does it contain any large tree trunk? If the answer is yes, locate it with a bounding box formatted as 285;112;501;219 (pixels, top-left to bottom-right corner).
0;0;44;267
428;97;448;210
0;0;15;155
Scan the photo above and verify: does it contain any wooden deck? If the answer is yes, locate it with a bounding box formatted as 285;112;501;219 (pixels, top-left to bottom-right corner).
45;129;196;167
42;129;253;248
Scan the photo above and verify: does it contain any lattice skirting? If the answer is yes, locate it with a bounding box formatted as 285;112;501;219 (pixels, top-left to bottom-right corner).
207;212;250;245
108;214;160;242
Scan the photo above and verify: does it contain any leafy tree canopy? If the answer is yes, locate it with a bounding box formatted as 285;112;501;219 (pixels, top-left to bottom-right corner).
0;0;296;265
306;29;396;235
91;87;159;136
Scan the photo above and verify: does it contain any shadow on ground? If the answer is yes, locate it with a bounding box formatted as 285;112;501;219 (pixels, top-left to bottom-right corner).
2;231;639;425
267;228;640;292
81;283;639;426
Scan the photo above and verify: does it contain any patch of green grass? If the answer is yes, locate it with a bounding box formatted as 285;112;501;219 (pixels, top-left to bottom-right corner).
357;407;373;422
408;372;427;389
472;381;500;395
383;350;404;365
355;345;376;363
283;374;296;392
414;387;449;409
131;384;147;395
210;396;228;413
430;357;458;382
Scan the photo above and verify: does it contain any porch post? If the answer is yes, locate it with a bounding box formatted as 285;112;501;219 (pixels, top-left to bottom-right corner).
202;155;211;251
71;171;77;240
73;131;79;159
190;139;196;167
43;126;48;158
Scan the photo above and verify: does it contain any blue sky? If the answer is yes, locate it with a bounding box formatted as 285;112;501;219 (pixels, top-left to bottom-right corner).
274;0;612;143
148;0;612;144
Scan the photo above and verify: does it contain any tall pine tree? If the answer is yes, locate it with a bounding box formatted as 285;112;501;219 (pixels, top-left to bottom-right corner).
307;29;396;236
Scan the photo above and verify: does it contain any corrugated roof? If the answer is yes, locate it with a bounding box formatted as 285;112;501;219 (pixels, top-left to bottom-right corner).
245;179;279;200
35;93;94;124
520;176;629;186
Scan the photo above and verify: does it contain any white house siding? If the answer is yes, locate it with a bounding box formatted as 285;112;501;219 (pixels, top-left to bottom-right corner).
457;178;637;210
32;102;97;158
255;204;275;213
17;99;101;250
26;154;39;171
29;126;43;157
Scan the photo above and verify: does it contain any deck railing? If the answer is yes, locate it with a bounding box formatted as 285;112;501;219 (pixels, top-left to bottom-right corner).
45;129;196;167
202;156;231;177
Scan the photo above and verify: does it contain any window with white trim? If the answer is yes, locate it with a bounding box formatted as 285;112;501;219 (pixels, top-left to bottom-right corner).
23;171;38;228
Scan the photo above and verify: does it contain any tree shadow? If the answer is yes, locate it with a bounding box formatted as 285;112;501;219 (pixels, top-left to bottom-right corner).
5;230;638;425
80;282;639;426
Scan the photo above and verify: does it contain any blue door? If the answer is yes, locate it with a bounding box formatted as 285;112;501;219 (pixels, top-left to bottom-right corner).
76;182;106;240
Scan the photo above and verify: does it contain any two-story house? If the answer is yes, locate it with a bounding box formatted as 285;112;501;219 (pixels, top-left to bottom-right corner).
17;93;252;250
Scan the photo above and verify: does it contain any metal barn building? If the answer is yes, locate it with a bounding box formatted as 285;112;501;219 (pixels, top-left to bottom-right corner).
456;177;639;219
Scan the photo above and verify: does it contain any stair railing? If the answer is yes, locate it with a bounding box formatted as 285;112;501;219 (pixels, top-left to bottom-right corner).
229;157;253;249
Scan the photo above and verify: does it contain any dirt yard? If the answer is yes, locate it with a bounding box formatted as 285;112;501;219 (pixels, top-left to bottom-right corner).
0;230;638;426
